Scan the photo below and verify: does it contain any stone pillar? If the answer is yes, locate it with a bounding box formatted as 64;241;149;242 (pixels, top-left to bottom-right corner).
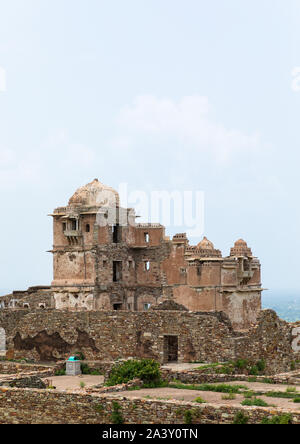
66;360;82;376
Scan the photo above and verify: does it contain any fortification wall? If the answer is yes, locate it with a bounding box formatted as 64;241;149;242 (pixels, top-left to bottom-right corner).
0;309;297;374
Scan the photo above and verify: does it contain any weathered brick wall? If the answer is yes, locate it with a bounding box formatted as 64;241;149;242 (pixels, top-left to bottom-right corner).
0;388;299;424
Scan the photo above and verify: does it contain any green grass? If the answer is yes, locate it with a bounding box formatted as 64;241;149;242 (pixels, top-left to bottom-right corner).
194;396;206;403
286;386;297;393
168;382;248;394
222;393;236;400
266;391;300;399
241;397;269;407
261;414;292;424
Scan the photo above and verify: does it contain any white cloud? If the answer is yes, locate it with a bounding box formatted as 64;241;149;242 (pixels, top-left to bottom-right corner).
117;95;262;164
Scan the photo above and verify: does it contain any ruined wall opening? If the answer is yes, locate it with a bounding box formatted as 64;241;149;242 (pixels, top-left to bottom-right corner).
163;335;178;363
0;328;6;355
112;224;121;243
113;261;122;282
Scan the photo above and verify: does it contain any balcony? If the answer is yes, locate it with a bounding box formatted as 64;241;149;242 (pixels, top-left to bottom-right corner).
64;230;82;237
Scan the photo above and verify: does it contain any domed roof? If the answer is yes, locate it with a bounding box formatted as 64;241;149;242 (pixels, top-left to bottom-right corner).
197;236;214;250
234;239;248;246
230;239;252;257
68;179;119;207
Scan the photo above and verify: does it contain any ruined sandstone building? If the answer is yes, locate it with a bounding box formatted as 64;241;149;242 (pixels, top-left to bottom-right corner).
47;179;262;329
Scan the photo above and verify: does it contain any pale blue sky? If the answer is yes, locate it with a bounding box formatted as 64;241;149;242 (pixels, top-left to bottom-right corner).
0;0;299;296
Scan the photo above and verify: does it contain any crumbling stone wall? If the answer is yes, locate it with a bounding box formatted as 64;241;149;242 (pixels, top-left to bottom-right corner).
0;388;300;424
0;308;298;374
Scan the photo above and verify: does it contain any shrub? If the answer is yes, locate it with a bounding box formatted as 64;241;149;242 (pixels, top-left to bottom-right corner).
261;414;292;425
293;398;300;403
248;376;257;383
286;386;297;393
256;359;266;372
242;398;269;407
233;411;249;424
194;397;205;403
79;381;86;389
249;365;259;376
291;361;296;371
106;359;161;386
184;410;193;424
74;351;85;361
235;359;248;370
222;393;236;400
111;402;124;424
55;368;66;376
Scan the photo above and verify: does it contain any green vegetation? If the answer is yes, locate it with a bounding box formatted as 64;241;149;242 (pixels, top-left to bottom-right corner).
293;398;300;403
168;382;248;394
184;410;193;424
256;359;266;372
110;401;124;424
79;381;86;389
106;359;162;387
241;397;269;407
80;363;102;375
222;393;236;400
194;396;206;403
233;411;249;424
266;391;300;399
286;386;297;393
249;365;259;376
261;414;292;425
55;368;66;376
94;404;104;413
248;376;257;383
290;361;296;371
74;351;85;361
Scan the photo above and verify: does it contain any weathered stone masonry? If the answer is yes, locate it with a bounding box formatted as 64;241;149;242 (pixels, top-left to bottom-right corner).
0;308;298;373
1;388;300;424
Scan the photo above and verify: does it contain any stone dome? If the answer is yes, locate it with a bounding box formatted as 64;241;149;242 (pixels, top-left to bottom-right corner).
230;239;252;257
197;236;214;250
68;179;120;207
234;239;248;246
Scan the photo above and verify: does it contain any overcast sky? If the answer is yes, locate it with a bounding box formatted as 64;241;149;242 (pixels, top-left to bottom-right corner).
0;0;299;297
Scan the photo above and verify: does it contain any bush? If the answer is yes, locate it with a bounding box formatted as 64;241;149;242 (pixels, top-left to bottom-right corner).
293;398;300;403
242;398;269;407
222;393;236;400
291;361;296;371
249;365;259;376
74;351;85;361
194;397;205;403
111;402;124;424
106;359;161;386
235;359;248;370
184;410;193;424
55;368;66;376
256;359;266;372
261;414;292;424
233;411;249;424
